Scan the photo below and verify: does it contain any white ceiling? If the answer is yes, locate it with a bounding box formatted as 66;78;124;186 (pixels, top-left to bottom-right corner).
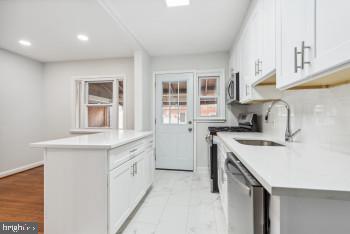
101;0;251;56
0;0;137;62
0;0;250;61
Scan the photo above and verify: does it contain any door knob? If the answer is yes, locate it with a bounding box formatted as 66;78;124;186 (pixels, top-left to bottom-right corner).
188;128;193;132
188;120;192;124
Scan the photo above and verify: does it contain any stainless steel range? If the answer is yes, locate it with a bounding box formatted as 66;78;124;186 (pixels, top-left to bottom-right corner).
206;113;258;193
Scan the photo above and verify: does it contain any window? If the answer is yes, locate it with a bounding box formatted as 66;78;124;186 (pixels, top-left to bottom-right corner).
162;81;188;125
196;70;225;121
74;77;125;129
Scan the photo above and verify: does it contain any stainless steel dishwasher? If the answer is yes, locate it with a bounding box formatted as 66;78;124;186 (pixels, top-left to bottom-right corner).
225;152;266;234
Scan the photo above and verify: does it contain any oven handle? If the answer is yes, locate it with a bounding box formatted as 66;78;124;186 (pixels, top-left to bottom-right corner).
225;157;251;196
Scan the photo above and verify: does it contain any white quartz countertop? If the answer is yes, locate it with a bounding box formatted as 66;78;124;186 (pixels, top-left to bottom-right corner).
31;130;153;149
217;132;350;200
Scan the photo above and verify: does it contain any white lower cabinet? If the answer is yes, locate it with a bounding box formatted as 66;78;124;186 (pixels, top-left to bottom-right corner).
108;138;154;234
217;142;228;222
109;161;133;234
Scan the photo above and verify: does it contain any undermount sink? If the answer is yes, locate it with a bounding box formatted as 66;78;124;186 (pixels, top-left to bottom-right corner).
234;139;285;147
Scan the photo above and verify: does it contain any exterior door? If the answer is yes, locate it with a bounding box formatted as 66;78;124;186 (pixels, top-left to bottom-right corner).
155;73;194;171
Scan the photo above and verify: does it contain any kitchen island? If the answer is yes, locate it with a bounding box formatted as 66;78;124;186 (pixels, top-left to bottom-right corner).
32;130;154;234
216;132;350;234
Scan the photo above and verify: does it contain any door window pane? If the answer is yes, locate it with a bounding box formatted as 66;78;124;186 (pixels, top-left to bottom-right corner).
178;81;187;124
162;81;188;125
88;106;111;127
199;77;218;97
162;82;170;124
88;82;113;104
200;98;218;117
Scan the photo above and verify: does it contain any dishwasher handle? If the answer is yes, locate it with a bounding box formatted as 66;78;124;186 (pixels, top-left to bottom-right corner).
225;157;251;196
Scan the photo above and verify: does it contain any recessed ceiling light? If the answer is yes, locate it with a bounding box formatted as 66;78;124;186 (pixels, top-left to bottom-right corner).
18;40;32;47
165;0;190;8
77;34;89;41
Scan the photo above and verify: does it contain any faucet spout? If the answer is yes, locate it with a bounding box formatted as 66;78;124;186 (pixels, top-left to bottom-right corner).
265;99;300;142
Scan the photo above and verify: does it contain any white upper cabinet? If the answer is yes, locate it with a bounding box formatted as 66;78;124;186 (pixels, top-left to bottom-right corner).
249;1;263;85
277;0;350;89
276;0;314;89
260;0;276;79
230;0;280;103
312;0;350;75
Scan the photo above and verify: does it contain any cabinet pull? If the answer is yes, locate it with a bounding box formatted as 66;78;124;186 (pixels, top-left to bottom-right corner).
258;59;262;74
301;41;311;69
131;164;134;176
254;60;258;76
135;162;138;175
130;148;138;154
294;46;302;73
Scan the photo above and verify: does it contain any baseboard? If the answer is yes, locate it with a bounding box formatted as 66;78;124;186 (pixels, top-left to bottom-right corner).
0;161;44;179
196;166;209;174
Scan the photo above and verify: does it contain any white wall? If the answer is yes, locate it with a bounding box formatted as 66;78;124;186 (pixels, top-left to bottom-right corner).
43;58;134;139
0;49;44;175
248;84;350;154
152;52;247;168
134;50;152;131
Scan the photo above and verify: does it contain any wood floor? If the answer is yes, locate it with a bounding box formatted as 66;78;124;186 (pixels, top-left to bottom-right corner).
0;166;44;234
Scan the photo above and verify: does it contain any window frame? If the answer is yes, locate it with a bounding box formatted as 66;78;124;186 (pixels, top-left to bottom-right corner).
195;70;226;122
72;75;126;131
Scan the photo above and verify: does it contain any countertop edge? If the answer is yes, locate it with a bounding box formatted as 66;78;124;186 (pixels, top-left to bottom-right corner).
216;132;350;200
30;131;153;150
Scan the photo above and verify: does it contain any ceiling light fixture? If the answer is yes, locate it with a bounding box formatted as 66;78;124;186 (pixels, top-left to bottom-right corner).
165;0;190;8
18;40;32;47
77;34;89;41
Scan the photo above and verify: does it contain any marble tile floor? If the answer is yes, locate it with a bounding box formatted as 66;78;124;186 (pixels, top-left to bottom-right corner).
118;170;227;234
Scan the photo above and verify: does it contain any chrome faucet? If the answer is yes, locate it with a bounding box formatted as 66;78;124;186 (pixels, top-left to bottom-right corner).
264;99;301;142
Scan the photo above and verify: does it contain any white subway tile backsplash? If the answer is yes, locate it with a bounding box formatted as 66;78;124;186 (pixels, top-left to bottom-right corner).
248;83;350;154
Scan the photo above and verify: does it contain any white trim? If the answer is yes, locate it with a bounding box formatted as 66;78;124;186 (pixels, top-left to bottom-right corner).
195;69;226;121
196;166;209;174
71;75;127;130
193;121;197;173
0;161;44;179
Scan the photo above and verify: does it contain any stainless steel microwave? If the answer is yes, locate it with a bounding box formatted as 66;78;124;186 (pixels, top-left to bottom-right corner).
227;71;240;104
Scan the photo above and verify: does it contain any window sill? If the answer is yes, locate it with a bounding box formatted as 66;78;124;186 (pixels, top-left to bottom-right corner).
70;128;117;134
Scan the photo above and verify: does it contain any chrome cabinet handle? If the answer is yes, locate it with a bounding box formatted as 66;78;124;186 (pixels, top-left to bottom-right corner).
131;164;134;176
254;60;258;76
294;47;303;73
257;59;262;74
135;162;137;175
294;46;302;73
301;41;311;69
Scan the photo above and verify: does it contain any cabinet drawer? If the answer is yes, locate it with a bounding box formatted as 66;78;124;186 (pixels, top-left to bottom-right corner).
109;140;144;171
108;137;154;171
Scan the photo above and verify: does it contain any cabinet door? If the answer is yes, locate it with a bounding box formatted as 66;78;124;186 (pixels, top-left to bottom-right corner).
313;0;350;74
109;161;133;234
261;0;276;78
146;149;155;187
276;0;314;89
250;1;263;83
130;153;146;206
